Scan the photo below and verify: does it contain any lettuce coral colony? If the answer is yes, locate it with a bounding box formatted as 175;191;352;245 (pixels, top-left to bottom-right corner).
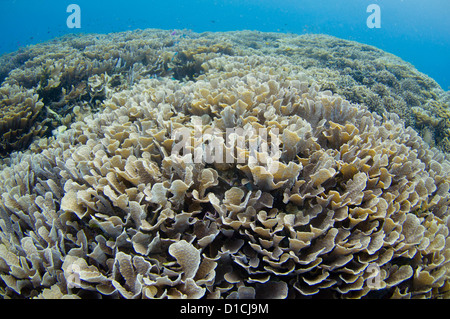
0;29;449;299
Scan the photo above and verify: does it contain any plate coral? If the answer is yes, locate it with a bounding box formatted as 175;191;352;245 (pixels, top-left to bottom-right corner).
0;29;449;299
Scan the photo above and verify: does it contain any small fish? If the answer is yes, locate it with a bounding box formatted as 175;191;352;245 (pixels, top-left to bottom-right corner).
171;30;177;36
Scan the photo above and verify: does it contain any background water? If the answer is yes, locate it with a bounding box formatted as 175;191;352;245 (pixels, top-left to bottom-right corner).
0;0;449;90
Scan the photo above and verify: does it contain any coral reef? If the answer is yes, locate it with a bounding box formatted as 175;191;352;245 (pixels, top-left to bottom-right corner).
0;30;234;155
265;34;449;151
1;30;449;155
0;84;46;155
0;46;449;299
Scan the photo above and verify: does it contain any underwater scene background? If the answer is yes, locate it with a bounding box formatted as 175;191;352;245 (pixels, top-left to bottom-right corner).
0;0;449;299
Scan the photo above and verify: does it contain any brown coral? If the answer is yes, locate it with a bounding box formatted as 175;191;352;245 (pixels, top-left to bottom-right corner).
0;84;46;155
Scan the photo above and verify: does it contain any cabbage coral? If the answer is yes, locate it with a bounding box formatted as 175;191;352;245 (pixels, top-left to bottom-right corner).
0;30;449;299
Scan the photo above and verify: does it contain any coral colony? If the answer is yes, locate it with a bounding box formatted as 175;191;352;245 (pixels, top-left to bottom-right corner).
0;29;449;299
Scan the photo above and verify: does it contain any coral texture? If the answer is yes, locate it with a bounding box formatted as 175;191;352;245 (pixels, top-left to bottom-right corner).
1;30;448;155
0;30;449;299
263;34;449;151
0;84;46;155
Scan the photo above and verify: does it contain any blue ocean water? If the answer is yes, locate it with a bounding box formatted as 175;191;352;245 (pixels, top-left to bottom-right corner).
0;0;449;89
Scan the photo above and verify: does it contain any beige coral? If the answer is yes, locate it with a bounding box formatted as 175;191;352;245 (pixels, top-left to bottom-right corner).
0;31;449;300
